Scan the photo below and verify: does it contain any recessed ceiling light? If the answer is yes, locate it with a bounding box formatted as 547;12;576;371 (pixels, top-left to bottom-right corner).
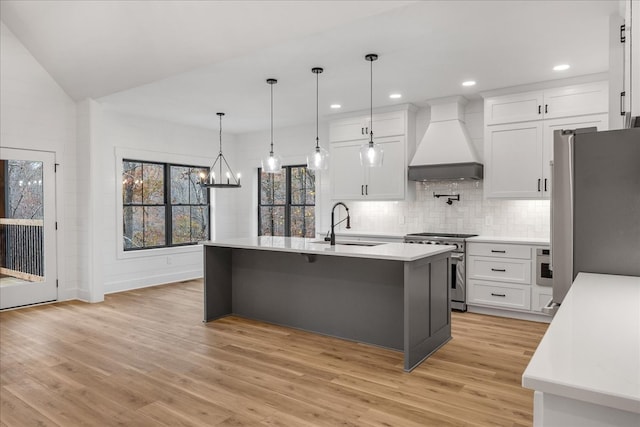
462;80;476;87
389;93;402;99
330;104;341;109
553;64;570;71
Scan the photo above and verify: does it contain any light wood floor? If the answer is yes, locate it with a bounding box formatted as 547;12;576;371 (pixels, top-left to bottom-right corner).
0;279;548;426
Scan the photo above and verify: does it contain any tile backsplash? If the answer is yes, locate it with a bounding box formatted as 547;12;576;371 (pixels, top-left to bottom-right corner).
346;180;550;238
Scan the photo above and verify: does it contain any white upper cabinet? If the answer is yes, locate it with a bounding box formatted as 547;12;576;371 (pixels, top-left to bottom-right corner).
484;82;608;126
329;108;412;201
485;91;544;125
485;122;544;199
330;136;405;200
484;81;609;199
329;111;405;143
542;83;609;119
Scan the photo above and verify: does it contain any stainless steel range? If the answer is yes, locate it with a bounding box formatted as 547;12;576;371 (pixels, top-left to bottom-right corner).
404;232;477;311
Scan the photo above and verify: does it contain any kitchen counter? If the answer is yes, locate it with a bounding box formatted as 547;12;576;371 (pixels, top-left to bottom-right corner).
203;236;453;261
467;235;549;245
203;237;454;371
522;273;640;425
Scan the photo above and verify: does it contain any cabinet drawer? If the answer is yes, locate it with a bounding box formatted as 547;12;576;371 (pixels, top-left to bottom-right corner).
468;279;531;310
467;242;531;259
468;256;531;284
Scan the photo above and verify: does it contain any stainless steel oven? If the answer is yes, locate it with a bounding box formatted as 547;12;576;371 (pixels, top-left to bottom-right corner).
536;248;552;286
404;233;477;311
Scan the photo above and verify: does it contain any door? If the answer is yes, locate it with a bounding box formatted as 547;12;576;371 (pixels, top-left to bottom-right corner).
366;137;405;199
542;113;609;198
329;141;366;200
485;122;544;198
1;148;57;309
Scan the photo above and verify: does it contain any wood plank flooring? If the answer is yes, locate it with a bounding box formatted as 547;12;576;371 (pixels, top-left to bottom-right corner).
0;279;548;426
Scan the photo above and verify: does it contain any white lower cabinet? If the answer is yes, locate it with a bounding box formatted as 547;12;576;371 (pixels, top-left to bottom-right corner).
468;279;531;310
467;241;550;319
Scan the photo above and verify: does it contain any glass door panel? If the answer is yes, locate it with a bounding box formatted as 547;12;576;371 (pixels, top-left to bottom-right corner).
1;148;57;309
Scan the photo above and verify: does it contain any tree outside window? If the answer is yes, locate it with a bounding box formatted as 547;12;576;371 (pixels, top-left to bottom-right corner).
122;160;209;251
258;165;315;237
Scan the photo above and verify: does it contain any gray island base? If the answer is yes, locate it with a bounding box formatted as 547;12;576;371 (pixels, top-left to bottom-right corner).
203;237;454;371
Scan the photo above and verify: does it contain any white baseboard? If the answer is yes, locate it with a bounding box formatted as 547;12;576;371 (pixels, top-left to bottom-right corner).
104;270;203;295
467;305;552;323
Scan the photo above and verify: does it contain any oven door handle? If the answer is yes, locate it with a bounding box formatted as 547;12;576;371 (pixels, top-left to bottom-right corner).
450;253;463;261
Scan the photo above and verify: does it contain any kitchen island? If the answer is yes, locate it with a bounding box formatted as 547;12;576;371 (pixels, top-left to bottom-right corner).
522;273;640;426
203;236;454;371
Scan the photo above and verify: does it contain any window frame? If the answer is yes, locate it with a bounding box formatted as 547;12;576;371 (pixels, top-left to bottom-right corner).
122;158;210;252
257;164;315;237
115;147;214;260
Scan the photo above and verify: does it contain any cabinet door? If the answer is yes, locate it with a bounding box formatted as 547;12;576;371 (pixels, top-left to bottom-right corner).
485;122;544;198
330;117;369;143
365;137;405;200
372;111;405;138
484;91;543;125
330;111;405;143
543;82;608;120
330;141;366;200
541;113;609;198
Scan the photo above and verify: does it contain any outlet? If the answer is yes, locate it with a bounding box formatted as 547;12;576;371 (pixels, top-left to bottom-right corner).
485;216;493;226
399;215;405;225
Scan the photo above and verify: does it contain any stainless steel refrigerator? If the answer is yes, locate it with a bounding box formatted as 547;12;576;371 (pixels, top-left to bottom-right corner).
544;127;640;314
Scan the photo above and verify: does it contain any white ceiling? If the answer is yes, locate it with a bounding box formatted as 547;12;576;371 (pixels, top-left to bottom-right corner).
1;0;620;134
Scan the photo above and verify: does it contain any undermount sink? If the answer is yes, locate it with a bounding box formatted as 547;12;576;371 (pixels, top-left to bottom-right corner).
311;240;384;247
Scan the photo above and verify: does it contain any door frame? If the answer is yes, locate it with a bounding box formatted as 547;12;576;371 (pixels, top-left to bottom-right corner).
1;147;57;309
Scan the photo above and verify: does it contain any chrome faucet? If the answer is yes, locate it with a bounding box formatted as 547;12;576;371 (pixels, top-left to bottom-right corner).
329;202;351;246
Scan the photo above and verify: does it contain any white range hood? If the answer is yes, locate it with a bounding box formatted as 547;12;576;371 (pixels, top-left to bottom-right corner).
408;96;483;181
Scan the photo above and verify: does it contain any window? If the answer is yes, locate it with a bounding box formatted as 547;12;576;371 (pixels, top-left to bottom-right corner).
122;160;209;251
258;165;315;237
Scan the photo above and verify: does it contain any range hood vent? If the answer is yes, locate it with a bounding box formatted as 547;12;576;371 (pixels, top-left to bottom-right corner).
409;96;483;181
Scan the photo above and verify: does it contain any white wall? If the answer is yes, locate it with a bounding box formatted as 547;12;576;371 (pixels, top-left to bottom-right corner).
94;109;230;295
232;122;330;238
0;22;79;300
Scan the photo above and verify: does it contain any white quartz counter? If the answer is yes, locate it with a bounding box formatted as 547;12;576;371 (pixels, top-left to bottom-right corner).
467;235;550;245
522;273;640;414
203;236;454;262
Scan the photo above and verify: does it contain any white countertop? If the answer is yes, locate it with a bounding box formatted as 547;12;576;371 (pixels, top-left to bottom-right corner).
467;235;550;245
331;230;408;239
203;236;454;262
522;273;640;414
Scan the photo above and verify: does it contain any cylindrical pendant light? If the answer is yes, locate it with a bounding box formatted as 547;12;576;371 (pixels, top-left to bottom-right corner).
359;53;384;168
307;67;329;171
261;78;283;173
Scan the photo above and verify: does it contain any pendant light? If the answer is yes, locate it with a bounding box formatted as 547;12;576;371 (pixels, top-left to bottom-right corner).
359;53;384;168
200;112;241;188
306;67;329;171
261;78;283;173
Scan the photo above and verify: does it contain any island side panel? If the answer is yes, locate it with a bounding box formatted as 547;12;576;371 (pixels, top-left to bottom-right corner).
403;252;451;371
203;245;233;321
231;248;405;350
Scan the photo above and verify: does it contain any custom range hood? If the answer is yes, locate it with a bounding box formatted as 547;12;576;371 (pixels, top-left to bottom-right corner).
409;96;483;181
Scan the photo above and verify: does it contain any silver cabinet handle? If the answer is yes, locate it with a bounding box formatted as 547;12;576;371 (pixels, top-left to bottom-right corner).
491;268;506;272
365;185;368;195
491;250;506;253
361;185;364;196
491;293;506;297
538;178;541;192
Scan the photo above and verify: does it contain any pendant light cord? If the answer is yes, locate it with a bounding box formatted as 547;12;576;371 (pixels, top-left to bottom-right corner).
219;114;223;154
369;56;374;143
316;70;319;148
270;82;274;155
